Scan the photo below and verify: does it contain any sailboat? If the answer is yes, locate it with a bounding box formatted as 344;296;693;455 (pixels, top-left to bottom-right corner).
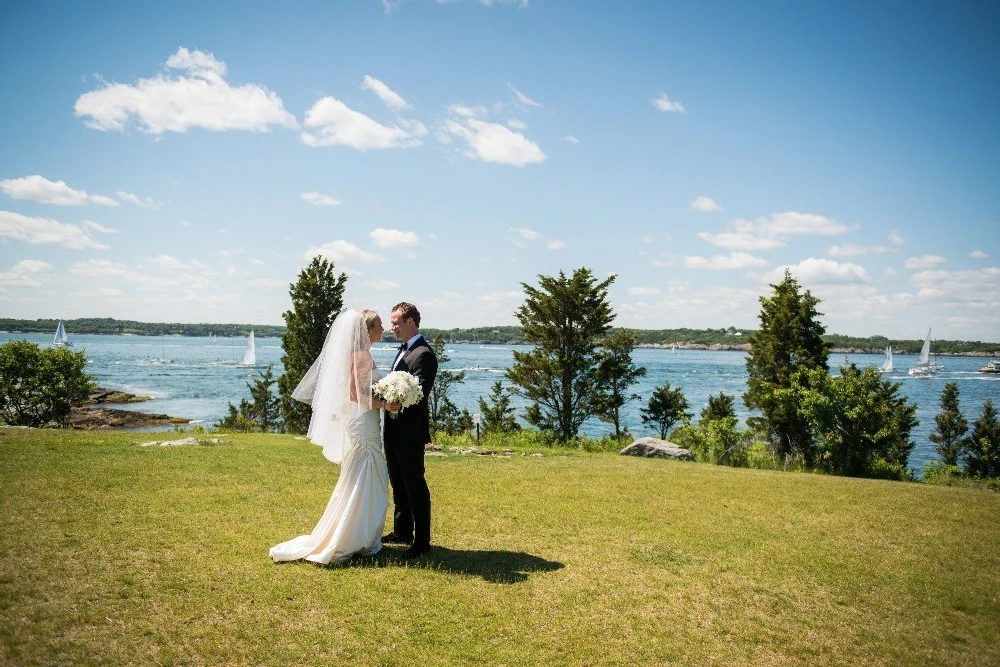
239;330;257;367
909;328;943;377
878;345;893;373
52;320;72;347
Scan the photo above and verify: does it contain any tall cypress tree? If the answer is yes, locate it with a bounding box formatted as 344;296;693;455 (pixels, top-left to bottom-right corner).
592;329;647;438
964;399;1000;479
507;267;615;442
277;256;347;434
744;269;831;464
929;382;968;466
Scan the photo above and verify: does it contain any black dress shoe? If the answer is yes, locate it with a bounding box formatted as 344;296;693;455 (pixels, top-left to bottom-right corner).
382;532;413;545
402;544;431;559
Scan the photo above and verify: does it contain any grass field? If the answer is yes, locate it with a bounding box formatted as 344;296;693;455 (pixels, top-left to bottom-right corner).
2;427;998;665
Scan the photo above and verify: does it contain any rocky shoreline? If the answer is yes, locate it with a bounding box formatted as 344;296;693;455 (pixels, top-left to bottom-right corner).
68;388;189;430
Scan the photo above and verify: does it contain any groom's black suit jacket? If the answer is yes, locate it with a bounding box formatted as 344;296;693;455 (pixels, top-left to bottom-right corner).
384;336;438;446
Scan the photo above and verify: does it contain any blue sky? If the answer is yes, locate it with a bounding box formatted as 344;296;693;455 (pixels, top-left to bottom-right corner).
1;0;998;340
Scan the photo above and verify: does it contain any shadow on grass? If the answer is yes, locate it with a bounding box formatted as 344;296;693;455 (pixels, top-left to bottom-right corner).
346;546;565;583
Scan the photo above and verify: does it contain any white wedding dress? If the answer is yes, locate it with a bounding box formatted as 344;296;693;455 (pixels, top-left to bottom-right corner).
270;369;389;565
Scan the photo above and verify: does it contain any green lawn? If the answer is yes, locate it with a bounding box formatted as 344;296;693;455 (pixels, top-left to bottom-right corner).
2;428;998;666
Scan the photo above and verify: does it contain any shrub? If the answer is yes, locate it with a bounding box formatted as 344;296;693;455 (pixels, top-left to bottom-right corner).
0;340;95;427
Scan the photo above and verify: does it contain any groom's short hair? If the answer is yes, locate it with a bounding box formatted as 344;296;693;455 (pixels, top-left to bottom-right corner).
392;302;420;328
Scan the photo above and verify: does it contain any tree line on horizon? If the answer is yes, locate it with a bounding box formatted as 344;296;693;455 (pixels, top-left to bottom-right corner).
2;256;997;488
2;317;997;355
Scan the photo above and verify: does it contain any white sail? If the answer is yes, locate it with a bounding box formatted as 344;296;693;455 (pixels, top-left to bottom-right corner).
240;331;256;366
909;327;942;376
53;320;70;347
879;345;893;373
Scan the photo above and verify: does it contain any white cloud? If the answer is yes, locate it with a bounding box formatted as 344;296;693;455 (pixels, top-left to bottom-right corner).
564;135;579;144
690;196;720;212
440;111;546;167
306;240;383;264
382;0;402;12
361;75;411;111
365;278;401;289
0;260;55;288
506;118;527;130
82;220;118;234
547;240;566;250
970;249;989;259
0;175;119;206
628;286;661;296
94;287;125;299
248;258;266;266
0;210;108;249
698;212;852;251
117;191;162;209
652;93;685;113
684;251;770;270
370;228;419;249
509;84;541;108
301;96;426;150
300;191;342;206
889;229;905;245
828;243;867;256
508;227;541;244
904;255;947;269
769;257;871;285
69;259;132;278
75;47;297;135
911;268;1000;309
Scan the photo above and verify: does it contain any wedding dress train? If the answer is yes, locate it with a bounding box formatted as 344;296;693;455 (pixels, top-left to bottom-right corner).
269;406;389;565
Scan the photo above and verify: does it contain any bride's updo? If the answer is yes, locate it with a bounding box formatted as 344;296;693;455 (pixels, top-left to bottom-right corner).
360;309;379;331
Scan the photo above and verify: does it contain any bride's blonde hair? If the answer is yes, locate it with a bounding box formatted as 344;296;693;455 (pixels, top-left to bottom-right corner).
360;309;380;330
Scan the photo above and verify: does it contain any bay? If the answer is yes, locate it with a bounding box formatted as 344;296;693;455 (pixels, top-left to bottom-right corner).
3;333;998;473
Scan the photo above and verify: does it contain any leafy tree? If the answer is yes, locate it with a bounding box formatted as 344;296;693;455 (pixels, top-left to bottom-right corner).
701;392;736;423
929;382;968;467
429;335;466;435
478;380;521;434
218;365;283;432
964;399;1000;478
507;267;616;442
0;340;95;427
796;363;918;478
744;270;831;464
592;330;647;438
277;257;347;434
641;382;691;440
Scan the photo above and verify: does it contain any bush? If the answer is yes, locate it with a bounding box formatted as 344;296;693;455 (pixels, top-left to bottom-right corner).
0;340;95;427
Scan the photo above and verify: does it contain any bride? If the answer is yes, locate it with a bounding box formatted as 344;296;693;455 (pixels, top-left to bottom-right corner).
270;309;399;565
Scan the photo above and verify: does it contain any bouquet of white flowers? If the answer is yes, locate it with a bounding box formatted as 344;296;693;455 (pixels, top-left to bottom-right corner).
373;371;425;419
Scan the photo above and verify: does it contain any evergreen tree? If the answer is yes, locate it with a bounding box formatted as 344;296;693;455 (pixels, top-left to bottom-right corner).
428;335;466;435
796;364;917;477
0;340;95;427
478;380;521;434
218;365;283;432
700;392;736;424
929;382;968;466
640;382;691;440
277;257;347;434
506;267;615;442
964;398;1000;478
592;330;647;438
744;269;831;464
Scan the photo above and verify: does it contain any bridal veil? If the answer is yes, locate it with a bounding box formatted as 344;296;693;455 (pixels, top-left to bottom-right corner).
291;309;374;464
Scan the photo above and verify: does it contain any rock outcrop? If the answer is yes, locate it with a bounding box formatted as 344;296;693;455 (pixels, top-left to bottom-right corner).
620;437;694;461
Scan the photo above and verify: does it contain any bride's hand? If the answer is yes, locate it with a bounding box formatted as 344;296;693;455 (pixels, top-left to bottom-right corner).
385;401;401;414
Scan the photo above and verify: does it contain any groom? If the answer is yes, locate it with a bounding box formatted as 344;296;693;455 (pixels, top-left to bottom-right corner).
383;302;438;558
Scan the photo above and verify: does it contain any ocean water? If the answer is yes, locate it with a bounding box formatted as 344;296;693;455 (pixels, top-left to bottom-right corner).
3;333;998;472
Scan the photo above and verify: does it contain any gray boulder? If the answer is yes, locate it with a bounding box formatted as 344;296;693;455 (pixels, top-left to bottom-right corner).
620;437;694;461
